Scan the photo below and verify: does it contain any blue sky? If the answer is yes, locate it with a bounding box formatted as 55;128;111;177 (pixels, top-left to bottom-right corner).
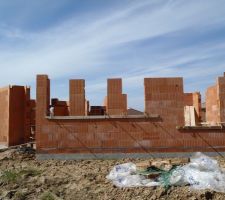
0;0;225;110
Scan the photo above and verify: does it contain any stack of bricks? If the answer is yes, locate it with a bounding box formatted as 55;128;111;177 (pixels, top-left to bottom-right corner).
69;79;85;116
184;92;201;121
144;78;184;125
89;106;106;115
51;98;69;116
106;78;127;115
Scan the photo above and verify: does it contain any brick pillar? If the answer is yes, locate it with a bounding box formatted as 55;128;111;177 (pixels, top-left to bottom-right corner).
144;78;184;125
218;76;225;122
69;79;85;116
36;75;50;148
107;78;122;94
0;86;10;146
106;78;127;115
206;85;219;124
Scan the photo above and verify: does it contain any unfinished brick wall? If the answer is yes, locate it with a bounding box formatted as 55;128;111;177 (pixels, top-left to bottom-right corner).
144;78;184;125
37;120;225;154
106;79;127;115
0;86;33;146
69;79;85;116
184;93;193;105
206;74;225;125
9;86;25;145
0;87;10;145
36;75;225;156
218;75;225;122
36;75;50;149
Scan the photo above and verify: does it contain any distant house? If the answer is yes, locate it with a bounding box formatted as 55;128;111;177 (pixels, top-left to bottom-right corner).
127;108;143;115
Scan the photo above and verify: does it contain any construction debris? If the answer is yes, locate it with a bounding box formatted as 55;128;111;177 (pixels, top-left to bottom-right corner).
136;158;189;173
150;160;173;171
1;149;225;199
136;161;151;171
107;152;225;193
170;157;190;165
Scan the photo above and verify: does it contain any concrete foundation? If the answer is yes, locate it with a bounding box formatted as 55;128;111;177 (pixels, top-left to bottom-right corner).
37;151;225;160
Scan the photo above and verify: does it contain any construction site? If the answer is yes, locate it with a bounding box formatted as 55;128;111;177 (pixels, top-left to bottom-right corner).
0;73;225;199
1;73;225;156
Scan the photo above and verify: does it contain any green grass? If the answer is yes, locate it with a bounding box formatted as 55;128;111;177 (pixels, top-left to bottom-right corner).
0;168;41;184
1;170;19;183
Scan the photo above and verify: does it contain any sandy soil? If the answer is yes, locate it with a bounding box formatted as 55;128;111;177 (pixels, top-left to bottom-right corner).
0;148;225;200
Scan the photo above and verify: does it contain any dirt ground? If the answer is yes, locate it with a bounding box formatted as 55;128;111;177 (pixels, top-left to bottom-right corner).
0;148;225;200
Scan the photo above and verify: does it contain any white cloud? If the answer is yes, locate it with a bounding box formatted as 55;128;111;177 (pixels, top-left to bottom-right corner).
0;0;225;109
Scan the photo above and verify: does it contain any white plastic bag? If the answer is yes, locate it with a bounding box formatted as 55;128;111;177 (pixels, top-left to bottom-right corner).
106;153;225;192
106;162;160;187
106;163;136;180
181;152;225;192
169;167;186;185
112;175;144;187
189;152;219;171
